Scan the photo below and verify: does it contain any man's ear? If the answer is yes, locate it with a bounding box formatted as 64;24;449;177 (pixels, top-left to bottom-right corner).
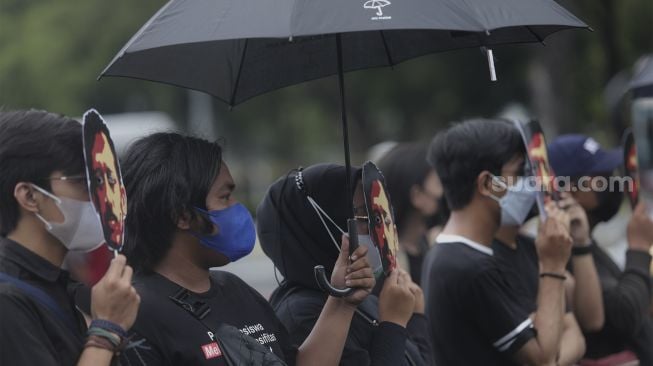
14;182;40;213
476;171;495;198
176;210;193;230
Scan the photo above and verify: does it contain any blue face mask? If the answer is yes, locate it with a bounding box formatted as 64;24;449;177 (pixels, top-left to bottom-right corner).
192;203;256;262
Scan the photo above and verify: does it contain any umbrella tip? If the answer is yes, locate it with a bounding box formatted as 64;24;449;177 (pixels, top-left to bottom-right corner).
486;48;497;81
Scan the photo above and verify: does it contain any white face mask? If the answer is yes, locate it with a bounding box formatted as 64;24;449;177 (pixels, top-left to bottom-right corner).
31;185;105;252
357;234;384;279
488;176;537;227
306;196;385;279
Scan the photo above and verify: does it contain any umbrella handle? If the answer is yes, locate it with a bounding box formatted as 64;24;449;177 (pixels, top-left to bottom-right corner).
313;219;359;298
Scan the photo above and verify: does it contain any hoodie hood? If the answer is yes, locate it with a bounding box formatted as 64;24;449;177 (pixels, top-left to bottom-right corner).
256;163;362;290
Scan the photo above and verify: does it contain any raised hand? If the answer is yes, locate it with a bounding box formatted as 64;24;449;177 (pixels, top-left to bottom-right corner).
379;268;415;327
330;235;375;306
401;269;425;315
558;192;591;246
627;201;653;253
536;202;573;273
91;254;140;331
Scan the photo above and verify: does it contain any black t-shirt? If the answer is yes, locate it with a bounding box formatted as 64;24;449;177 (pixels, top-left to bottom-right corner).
120;270;298;366
422;234;535;366
583;244;653;364
269;283;433;366
492;234;539;314
0;237;86;366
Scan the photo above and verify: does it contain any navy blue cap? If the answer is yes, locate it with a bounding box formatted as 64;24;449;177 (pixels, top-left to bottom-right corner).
547;134;622;177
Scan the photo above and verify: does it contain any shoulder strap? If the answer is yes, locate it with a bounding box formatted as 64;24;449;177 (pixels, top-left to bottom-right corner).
168;287;287;366
0;272;78;335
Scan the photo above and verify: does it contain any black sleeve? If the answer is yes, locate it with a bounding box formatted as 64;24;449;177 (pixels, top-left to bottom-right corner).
469;267;536;356
369;321;408;366
274;294;374;366
274;292;410;366
0;293;60;366
602;249;652;338
405;313;433;365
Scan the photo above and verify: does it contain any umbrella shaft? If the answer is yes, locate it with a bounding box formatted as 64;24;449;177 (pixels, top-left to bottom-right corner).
336;33;354;220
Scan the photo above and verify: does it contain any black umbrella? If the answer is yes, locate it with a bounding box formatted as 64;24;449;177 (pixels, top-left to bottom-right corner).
101;0;588;295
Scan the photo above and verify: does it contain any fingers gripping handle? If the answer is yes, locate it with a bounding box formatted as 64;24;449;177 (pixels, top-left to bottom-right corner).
347;219;359;252
313;219;359;297
314;265;354;297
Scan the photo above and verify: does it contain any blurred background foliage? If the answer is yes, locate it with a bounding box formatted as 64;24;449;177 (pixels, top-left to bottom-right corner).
0;0;651;206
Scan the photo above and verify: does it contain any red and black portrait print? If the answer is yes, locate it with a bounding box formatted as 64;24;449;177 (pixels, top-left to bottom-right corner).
363;161;398;275
83;109;127;252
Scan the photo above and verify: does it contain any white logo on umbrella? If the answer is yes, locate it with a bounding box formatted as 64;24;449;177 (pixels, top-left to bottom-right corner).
364;0;390;17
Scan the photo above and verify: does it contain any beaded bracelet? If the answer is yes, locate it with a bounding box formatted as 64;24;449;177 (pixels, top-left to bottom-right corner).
86;327;131;354
87;327;121;347
85;335;115;352
89;319;128;339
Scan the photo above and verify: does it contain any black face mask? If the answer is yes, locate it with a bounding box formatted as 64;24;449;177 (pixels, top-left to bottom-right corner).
588;187;623;224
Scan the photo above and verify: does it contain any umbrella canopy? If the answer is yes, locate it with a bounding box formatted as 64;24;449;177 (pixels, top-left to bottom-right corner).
101;0;588;105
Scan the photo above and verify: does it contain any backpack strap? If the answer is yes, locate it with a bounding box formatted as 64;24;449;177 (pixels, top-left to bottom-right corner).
0;272;79;335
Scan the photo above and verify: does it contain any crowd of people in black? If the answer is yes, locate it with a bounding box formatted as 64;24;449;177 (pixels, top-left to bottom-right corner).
0;109;651;365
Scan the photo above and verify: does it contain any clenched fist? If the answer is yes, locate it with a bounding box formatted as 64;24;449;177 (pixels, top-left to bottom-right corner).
91;254;140;332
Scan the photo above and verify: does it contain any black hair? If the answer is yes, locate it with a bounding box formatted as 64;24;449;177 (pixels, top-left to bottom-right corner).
427;118;524;210
121;132;222;271
377;143;432;233
0;110;84;236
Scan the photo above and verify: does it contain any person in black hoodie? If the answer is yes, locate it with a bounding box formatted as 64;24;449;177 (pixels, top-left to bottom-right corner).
257;163;433;366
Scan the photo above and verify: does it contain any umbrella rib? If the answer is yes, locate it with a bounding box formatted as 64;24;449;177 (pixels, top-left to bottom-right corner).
229;39;249;107
526;26;546;46
379;31;395;67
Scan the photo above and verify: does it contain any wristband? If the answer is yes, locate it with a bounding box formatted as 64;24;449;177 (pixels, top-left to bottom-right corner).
85;335;115;352
572;244;593;256
540;272;566;281
86;327;131;355
90;319;128;339
87;327;121;347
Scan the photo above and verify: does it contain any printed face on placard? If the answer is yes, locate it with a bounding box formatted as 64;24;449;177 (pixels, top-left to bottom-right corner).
83;110;127;251
513;119;558;221
363;162;398;274
92;132;126;248
632;99;653;207
370;181;398;272
624;133;640;208
527;132;556;203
